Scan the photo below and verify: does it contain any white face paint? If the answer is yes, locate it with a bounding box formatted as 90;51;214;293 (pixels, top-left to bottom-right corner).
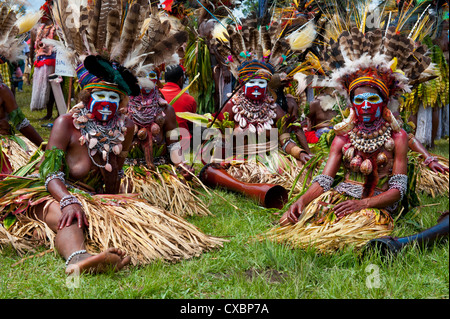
244;79;268;101
88;90;121;121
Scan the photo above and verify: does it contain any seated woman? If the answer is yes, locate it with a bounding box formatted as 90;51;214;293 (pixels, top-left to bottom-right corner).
0;1;224;274
263;24;444;252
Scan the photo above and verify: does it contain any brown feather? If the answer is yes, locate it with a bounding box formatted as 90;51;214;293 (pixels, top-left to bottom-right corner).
105;9;121;53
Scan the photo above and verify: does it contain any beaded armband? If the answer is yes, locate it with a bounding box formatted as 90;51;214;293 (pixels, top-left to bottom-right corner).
311;174;334;192
15;118;30;131
388;174;408;200
281;139;295;152
59;194;82;210
44;171;65;191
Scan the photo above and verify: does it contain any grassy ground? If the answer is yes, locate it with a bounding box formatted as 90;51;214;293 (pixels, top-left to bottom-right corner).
0;83;448;301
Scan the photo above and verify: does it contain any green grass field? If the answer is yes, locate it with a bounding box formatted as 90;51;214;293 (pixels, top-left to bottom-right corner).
0;83;448;301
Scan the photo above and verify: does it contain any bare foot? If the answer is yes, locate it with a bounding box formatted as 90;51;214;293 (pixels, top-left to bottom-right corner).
65;248;131;275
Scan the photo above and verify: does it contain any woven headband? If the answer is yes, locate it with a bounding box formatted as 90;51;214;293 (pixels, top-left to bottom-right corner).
83;82;127;96
348;76;390;99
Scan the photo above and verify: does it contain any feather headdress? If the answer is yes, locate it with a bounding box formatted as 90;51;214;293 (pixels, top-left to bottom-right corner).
49;0;187;92
0;3;32;63
211;0;315;83
294;1;435;107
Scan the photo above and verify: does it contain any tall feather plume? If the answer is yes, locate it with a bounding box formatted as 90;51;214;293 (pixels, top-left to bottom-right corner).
113;2;141;64
96;0;115;52
143;31;188;67
350;27;363;60
367;29;383;58
0;9;17;42
86;0;101;54
105;9;120;53
338;30;354;61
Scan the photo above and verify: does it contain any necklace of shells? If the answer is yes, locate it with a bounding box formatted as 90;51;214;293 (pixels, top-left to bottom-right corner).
127;89;166;127
231;91;277;134
71;102;127;172
343;118;395;176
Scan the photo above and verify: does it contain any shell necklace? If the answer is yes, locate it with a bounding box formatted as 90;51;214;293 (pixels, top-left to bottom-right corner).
231;91;277;134
71;102;127;172
127;89;167;127
347;118;394;154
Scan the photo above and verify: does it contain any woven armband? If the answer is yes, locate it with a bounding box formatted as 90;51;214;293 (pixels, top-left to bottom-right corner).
388;174;408;200
311;174;334;192
44;171;65;191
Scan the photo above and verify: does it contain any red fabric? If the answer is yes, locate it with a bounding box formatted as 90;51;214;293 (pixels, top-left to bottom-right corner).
304;130;320;144
160;82;197;149
34;58;55;68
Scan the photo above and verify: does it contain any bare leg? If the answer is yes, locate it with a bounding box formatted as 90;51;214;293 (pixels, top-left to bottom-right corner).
33;201;131;274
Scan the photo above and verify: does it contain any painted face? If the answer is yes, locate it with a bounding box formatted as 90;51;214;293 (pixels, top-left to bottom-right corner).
244;78;268;102
352;92;386;123
88;90;121;122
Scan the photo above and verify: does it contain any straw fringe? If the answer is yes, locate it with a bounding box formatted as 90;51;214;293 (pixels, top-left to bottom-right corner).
226;153;318;197
259;191;394;254
2;192;225;265
1;135;38;172
121;165;212;218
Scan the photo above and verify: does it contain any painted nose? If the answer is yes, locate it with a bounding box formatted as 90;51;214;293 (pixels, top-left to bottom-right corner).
362;101;371;110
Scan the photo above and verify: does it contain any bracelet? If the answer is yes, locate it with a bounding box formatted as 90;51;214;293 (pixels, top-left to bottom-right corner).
15;118;30;131
44;171;65;191
388;174;408;200
60;194;82;210
65;249;87;267
311;174;334;192
282;139;295;152
423;156;438;166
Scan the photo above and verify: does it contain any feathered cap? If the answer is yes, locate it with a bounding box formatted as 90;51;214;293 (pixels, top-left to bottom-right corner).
48;0;187;94
211;0;316;85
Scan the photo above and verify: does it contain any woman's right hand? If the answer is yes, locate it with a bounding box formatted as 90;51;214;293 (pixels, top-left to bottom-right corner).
58;204;89;230
279;198;305;226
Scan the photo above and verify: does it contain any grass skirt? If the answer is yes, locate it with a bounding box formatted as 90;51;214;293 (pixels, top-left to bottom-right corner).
225;153;322;198
121;165;212;218
0;180;225;265
259;190;394;254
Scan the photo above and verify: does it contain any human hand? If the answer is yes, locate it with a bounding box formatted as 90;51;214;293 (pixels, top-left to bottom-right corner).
298;152;312;165
177;163;195;181
280;199;305;226
428;161;449;175
333;199;366;221
58;204;89;230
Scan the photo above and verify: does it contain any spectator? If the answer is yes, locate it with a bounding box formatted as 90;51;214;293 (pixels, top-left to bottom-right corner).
160;64;197;152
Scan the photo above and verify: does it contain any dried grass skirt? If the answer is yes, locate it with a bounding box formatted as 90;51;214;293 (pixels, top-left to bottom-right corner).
259;190;394;254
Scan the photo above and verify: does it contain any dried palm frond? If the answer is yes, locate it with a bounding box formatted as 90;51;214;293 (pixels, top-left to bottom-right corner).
121;165;212;218
258;190;393;254
1;135;38;172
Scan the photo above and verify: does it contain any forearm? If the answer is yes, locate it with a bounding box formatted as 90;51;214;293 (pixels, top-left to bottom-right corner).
359;188;401;210
19;124;44;147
